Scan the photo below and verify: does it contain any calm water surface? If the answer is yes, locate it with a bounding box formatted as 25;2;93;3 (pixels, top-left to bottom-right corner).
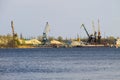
0;47;120;80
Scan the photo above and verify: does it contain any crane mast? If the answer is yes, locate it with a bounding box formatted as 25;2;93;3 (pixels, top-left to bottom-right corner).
92;21;97;43
98;19;101;44
11;21;15;47
98;19;101;37
11;21;18;47
11;21;15;37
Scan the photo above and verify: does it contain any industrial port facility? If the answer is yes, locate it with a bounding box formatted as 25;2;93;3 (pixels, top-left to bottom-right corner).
0;20;120;48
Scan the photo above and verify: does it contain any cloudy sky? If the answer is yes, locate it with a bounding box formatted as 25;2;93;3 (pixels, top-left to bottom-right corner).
0;0;120;39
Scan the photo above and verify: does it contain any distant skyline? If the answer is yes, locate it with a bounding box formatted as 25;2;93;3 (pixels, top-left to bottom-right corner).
0;0;120;39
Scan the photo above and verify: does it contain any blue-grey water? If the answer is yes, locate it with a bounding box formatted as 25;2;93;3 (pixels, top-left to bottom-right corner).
0;47;120;80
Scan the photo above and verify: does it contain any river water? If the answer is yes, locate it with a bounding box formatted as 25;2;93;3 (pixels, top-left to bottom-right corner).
0;47;120;80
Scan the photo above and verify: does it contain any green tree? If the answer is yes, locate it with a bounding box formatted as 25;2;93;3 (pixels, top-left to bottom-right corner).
107;36;115;44
48;36;55;41
57;36;63;42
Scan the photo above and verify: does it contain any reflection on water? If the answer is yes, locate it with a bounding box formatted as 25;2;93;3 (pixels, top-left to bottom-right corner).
0;48;120;80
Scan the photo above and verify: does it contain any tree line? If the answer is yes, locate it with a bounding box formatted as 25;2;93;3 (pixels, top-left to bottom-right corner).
0;34;117;48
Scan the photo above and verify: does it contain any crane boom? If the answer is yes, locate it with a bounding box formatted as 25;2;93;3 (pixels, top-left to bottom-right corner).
44;22;50;34
42;22;50;45
81;24;90;38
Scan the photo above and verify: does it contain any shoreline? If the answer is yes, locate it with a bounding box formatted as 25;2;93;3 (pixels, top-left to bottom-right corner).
0;45;117;49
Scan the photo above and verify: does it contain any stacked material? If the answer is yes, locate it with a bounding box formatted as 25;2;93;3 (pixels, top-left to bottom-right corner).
50;40;63;45
116;39;120;48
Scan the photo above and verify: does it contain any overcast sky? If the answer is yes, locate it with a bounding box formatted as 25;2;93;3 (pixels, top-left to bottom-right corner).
0;0;120;39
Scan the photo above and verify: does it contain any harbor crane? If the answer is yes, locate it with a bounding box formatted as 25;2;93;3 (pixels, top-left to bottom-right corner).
11;21;15;38
42;22;50;45
11;21;18;47
81;20;101;44
81;24;93;43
